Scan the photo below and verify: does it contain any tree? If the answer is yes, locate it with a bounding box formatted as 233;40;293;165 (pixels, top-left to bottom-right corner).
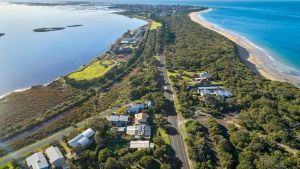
104;157;120;169
98;148;113;163
139;156;160;169
95;131;106;149
160;163;172;169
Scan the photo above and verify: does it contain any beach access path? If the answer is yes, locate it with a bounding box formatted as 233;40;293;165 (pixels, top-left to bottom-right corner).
189;10;300;88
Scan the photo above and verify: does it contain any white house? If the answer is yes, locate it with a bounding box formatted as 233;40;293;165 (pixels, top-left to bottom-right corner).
68;128;96;148
26;152;49;169
129;140;154;150
126;124;151;139
45;146;67;169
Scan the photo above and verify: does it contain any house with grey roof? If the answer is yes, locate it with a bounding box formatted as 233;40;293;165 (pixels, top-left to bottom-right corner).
68;128;95;148
108;115;129;127
45;146;67;169
26;152;49;169
129;140;154;150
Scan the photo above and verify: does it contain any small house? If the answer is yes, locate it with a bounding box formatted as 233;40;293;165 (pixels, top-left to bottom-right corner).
129;140;154;150
45;146;67;169
199;71;209;78
108;115;129;127
26;152;49;169
127;104;145;114
68;128;96;148
134;113;149;124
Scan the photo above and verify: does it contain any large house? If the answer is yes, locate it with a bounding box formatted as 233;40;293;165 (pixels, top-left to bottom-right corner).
68;128;96;148
134;113;149;124
108;115;129;127
26;152;49;169
127;104;145;114
129;140;154;150
198;86;233;98
45;146;67;169
126;124;151;139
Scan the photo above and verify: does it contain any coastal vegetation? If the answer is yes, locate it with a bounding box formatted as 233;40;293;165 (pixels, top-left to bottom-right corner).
0;81;82;141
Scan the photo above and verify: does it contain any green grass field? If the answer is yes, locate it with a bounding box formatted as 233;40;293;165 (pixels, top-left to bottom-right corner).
68;60;116;81
158;128;170;145
150;20;162;30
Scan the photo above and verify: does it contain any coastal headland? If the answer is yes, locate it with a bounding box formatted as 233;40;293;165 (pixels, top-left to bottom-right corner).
190;9;300;88
0;33;5;37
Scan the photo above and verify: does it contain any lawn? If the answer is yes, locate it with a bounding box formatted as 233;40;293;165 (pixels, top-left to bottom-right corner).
68;59;116;81
158;128;170;145
107;140;128;152
167;71;177;77
150;20;162;30
181;75;193;82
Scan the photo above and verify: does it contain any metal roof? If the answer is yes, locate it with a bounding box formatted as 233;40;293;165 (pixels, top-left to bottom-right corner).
26;152;49;169
68;128;95;148
130;140;154;149
119;115;129;122
82;128;96;138
45;146;64;164
109;115;119;122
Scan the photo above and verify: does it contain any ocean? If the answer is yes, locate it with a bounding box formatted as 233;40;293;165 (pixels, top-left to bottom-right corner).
199;1;300;72
0;3;146;95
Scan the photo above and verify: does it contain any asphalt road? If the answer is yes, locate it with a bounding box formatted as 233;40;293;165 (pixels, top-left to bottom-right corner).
159;55;189;169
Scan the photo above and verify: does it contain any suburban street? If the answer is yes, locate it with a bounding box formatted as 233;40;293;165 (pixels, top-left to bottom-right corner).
159;55;189;169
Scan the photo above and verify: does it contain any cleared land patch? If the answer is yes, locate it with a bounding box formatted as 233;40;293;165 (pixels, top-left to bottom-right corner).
68;59;116;81
150;20;162;30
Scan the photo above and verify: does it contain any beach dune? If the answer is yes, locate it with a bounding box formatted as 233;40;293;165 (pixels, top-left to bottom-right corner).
189;9;300;88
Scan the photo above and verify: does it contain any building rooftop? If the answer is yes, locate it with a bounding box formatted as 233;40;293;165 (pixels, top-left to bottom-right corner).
130;140;154;149
68;128;95;148
198;86;221;90
26;152;49;169
45;146;64;164
109;115;119;122
119;115;129;122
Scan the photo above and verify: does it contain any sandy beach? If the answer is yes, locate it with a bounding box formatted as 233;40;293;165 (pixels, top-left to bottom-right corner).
190;9;300;88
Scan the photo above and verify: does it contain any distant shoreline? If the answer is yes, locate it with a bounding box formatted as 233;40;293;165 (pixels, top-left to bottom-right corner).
190;9;300;88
